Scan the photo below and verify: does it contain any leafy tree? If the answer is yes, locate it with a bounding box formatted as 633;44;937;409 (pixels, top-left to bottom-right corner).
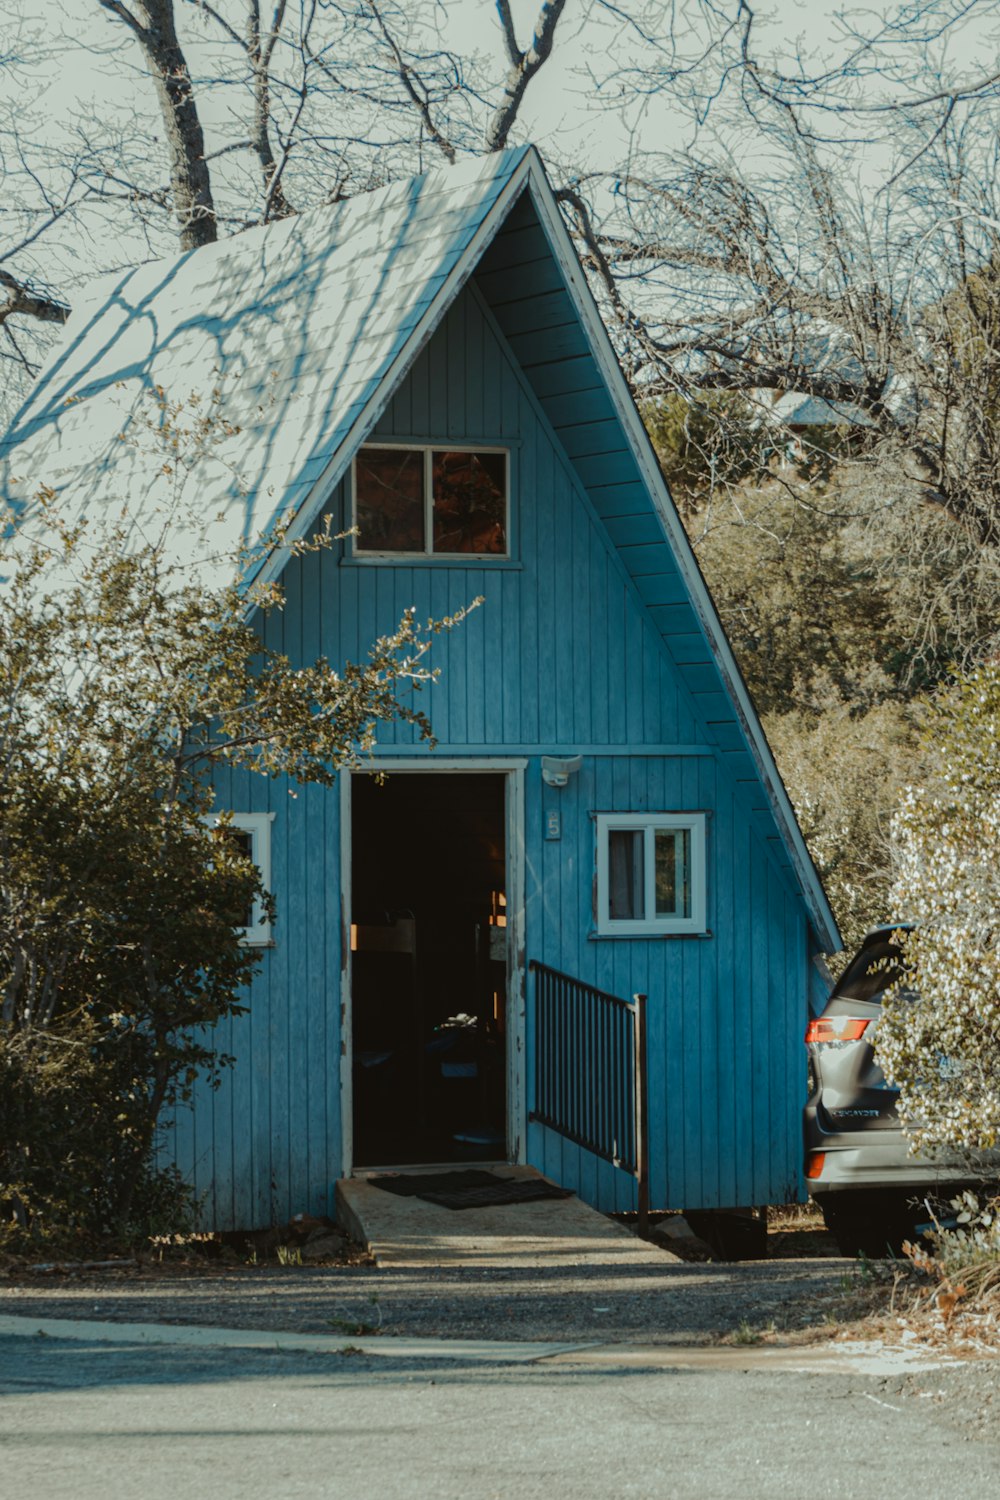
645;420;918;954
765;696;920;960
673;477;898;717
0;503;463;1245
647;401;1000;956
876;662;1000;1155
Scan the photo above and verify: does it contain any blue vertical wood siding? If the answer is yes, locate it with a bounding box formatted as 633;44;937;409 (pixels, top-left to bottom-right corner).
165;275;813;1226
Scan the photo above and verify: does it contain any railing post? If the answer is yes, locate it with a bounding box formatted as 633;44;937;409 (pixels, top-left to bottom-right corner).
633;993;649;1237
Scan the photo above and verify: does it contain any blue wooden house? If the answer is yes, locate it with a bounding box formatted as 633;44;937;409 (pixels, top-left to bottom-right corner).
0;147;839;1227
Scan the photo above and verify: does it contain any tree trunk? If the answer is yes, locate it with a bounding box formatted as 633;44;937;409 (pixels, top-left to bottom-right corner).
99;0;217;249
141;0;216;247
112;1060;171;1231
486;1;566;152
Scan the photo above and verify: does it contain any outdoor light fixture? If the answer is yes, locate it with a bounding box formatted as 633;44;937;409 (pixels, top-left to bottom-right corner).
541;754;583;788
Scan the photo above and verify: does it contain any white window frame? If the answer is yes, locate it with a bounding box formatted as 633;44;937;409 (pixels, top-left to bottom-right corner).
207;812;275;946
594;812;707;937
351;442;510;559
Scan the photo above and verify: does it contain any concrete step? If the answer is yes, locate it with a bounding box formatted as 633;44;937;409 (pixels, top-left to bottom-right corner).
336;1166;681;1269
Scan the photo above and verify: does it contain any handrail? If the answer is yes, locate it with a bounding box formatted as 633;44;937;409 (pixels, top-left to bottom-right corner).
528;960;635;1014
529;959;649;1234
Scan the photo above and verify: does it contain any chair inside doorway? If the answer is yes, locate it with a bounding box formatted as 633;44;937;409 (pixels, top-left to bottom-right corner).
351;771;507;1167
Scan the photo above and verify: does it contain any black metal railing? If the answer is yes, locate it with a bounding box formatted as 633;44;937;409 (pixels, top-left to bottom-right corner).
529;960;649;1232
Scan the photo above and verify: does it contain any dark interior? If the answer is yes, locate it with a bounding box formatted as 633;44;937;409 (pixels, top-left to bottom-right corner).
351;772;507;1166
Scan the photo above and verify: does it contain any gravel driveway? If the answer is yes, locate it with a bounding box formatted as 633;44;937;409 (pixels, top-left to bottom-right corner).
1;1253;858;1345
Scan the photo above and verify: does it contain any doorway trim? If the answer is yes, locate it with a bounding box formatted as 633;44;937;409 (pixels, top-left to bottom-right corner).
339;758;528;1176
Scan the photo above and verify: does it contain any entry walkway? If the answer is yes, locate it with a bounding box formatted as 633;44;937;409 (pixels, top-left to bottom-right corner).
335;1166;680;1270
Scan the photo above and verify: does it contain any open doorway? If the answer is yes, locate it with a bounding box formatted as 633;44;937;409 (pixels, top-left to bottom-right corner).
350;772;508;1167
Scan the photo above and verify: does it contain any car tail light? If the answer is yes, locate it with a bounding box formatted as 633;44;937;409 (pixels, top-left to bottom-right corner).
805;1152;826;1180
804;1016;871;1046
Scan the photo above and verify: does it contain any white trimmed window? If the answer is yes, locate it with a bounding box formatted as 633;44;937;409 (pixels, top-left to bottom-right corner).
353;444;508;556
595;813;707;936
209;812;274;946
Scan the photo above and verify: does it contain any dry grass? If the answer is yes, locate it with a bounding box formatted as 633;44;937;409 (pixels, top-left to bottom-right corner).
765;1202;840;1260
765;1198;1000;1352
873;1232;1000;1354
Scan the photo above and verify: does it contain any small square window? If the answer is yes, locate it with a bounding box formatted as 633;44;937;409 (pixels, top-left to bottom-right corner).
596;813;706;936
354;444;508;556
208;812;274;945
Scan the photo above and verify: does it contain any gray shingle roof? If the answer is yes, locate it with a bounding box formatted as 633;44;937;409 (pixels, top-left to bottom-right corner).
770;391;872;428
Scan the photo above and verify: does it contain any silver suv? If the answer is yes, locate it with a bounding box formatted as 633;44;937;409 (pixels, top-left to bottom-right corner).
803;925;996;1255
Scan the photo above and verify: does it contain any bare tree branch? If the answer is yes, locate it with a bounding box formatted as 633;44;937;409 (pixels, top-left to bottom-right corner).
247;0;295;218
96;0;148;35
555;183;633;328
260;0;318;221
186;0;245;50
494;0;522;69
366;0;456;163
0;271;69;327
1;322;38;377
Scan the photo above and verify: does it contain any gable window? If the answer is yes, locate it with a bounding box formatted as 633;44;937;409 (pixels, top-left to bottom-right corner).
595;813;707;936
209;812;274;946
354;445;508;556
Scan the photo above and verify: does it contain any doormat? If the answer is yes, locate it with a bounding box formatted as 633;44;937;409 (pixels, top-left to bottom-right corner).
368;1169;573;1211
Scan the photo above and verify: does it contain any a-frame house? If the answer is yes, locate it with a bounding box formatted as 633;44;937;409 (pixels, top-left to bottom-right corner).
0;147;839;1227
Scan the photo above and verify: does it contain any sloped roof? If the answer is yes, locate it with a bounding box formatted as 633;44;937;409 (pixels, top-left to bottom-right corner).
0;149;532;590
0;146;840;952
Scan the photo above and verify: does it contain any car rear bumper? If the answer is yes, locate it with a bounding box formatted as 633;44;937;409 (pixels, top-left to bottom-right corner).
806;1145;980;1194
803;1105;994;1193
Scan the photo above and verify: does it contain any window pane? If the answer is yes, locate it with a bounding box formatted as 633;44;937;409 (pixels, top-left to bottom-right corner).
215;827;256;929
609;829;644;920
356;448;424;552
432;450;507;554
655;828;691;918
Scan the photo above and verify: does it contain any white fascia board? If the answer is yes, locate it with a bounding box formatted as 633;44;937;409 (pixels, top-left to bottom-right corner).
520;155;841;955
247;150;535;599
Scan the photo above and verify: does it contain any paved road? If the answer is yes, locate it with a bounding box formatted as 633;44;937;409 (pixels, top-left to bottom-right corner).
1;1329;997;1500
